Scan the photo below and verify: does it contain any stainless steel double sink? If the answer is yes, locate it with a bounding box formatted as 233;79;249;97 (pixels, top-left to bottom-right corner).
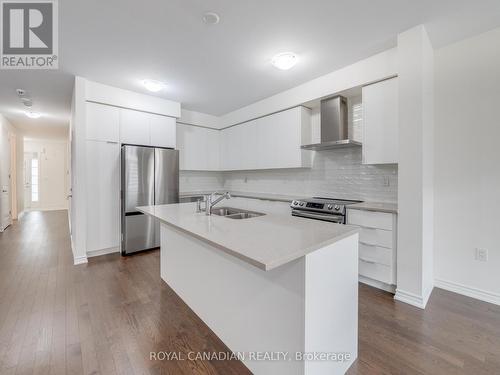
210;207;265;220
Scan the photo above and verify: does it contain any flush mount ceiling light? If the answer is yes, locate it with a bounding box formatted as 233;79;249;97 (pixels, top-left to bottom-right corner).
202;12;220;25
271;52;298;70
142;79;166;92
25;111;42;119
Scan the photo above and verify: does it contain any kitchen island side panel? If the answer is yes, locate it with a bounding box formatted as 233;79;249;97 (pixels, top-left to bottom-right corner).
160;223;358;375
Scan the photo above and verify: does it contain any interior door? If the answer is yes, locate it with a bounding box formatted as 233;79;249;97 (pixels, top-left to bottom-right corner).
23;152;39;210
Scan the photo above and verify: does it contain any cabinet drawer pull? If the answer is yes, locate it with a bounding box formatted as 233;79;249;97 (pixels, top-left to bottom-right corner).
359;241;377;247
360;257;377;264
106;141;119;144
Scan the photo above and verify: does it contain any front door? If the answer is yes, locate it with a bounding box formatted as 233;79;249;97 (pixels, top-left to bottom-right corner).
24;152;39;210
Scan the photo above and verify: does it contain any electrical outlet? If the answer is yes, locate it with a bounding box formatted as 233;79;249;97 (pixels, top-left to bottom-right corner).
475;248;488;262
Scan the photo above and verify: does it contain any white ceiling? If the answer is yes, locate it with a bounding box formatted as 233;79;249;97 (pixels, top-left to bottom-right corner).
1;0;500;131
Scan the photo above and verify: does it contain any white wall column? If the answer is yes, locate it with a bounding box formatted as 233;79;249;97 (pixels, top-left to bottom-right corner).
395;25;435;308
70;76;88;265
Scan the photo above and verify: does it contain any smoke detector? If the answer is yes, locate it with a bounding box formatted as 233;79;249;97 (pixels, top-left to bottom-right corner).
21;98;32;107
202;12;220;25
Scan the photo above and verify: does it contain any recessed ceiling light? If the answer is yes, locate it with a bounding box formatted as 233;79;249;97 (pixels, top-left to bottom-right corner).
142;79;166;92
25;111;41;119
202;12;220;25
271;52;298;70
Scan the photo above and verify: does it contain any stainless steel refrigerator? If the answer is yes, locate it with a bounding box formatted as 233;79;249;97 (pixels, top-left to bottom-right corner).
121;145;179;255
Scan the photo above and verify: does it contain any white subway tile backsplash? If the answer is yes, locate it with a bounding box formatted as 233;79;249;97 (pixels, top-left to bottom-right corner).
180;171;225;193
180;148;398;202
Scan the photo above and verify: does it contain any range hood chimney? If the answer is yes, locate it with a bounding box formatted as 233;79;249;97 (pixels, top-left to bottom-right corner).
301;95;361;150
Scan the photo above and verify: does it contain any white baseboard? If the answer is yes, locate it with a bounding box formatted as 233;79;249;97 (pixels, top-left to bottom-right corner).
434;278;500;306
87;247;120;258
25;207;68;212
73;255;88;265
394;286;433;309
359;275;396;294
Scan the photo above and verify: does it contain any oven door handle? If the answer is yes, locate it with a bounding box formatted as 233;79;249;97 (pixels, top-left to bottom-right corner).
292;210;344;223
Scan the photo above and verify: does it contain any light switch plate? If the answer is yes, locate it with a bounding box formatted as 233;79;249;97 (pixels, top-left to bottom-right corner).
475;248;488;262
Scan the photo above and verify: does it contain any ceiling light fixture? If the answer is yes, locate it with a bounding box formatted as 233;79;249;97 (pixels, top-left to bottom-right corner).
25;111;42;119
271;52;298;70
202;12;220;25
142;79;166;92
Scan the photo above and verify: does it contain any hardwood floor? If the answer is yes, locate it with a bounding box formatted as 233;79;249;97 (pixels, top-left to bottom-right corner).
1;210;499;375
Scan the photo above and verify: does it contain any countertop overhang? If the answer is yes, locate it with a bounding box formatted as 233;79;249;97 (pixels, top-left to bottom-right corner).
138;202;358;271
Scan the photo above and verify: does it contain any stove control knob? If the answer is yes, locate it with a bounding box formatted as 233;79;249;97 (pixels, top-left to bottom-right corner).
327;204;333;210
292;200;298;206
299;202;305;207
334;205;341;211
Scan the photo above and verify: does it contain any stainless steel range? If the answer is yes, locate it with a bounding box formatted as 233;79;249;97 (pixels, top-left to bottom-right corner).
291;197;363;224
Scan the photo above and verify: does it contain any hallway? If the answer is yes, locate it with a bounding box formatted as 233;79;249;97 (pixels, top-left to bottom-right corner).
0;211;249;375
0;211;499;374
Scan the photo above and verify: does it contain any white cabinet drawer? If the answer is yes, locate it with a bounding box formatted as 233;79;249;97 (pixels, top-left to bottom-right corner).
347;209;393;230
359;259;394;285
359;243;392;266
359;227;393;249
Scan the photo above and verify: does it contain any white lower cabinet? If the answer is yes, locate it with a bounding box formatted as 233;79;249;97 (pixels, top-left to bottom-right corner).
85;140;121;253
347;209;397;290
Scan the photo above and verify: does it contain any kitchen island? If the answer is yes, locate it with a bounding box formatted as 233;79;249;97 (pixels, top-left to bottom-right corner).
139;198;359;375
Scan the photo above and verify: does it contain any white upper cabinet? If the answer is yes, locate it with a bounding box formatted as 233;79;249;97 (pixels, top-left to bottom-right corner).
120;108;150;145
150;114;176;148
119;108;176;148
362;78;398;164
177;124;220;170
220;106;311;171
257;107;310;169
86;102;120;142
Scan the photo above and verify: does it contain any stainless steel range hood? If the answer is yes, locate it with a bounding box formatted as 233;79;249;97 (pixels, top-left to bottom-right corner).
301;96;361;150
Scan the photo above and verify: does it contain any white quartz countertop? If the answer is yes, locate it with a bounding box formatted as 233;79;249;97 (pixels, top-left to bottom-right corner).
138;199;358;271
181;191;398;213
349;201;398;214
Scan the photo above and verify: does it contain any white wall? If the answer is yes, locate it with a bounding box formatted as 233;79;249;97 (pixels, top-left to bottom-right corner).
434;27;500;304
24;139;69;211
0;114;13;230
220;48;398;127
0;114;24;225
